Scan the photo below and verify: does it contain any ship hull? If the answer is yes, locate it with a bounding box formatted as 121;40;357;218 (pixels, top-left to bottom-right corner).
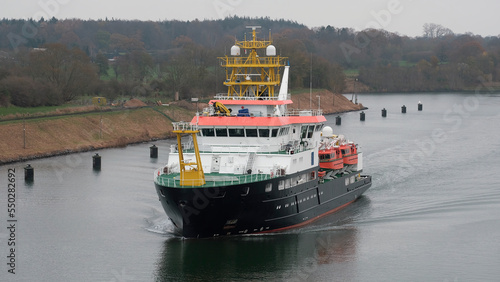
154;168;371;238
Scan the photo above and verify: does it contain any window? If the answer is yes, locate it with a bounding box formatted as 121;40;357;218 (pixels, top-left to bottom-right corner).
265;183;272;192
301;126;308;138
228;128;244;137
246;128;258;137
259;129;270;137
278;180;285;190
215;128;228;137
285;178;291;189
315;124;324;132
307;125;314;138
271;128;279;137
279;127;290;136
201;128;215;136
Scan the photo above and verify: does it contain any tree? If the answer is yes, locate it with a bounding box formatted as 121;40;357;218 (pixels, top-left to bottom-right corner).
109;33;145;53
0;76;62;107
95;52;109;77
423;23;453;38
95;30;111;50
115;50;153;82
28;43;98;102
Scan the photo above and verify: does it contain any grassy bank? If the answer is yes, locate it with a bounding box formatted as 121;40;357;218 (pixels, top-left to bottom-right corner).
0;106;194;164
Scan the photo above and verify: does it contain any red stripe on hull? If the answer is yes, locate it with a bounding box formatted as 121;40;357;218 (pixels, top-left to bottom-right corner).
257;199;356;234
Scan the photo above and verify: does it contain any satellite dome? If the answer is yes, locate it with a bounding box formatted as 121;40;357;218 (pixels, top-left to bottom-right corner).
322;126;334;137
230;45;240;56
266;45;276;56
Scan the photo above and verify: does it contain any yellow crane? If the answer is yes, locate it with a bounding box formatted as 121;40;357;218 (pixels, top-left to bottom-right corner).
213;101;232;116
172;122;205;186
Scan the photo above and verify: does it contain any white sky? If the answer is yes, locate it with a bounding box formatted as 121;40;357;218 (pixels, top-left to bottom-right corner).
1;0;499;37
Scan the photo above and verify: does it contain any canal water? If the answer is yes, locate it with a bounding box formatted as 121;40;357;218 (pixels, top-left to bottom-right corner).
1;92;500;281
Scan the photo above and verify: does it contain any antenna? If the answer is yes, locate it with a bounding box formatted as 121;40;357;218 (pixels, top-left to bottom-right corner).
309;53;312;109
245;25;261;30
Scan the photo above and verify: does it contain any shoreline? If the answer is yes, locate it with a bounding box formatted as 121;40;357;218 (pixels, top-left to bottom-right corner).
0;91;362;165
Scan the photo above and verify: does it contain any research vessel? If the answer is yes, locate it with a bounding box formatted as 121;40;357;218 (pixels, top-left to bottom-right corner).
154;26;371;238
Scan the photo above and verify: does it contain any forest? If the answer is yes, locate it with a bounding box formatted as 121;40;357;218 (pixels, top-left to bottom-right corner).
1;16;499;107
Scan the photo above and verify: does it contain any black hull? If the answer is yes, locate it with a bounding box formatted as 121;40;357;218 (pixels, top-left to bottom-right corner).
154;168;371;238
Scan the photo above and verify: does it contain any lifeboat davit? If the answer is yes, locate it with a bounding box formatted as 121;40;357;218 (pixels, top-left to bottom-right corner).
319;146;343;170
340;142;358;165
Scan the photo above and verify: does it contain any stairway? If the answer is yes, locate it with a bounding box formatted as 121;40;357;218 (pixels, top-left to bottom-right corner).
245;152;256;173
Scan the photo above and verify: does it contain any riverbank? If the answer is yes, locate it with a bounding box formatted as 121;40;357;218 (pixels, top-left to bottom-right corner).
0;91;362;164
0;106;194;164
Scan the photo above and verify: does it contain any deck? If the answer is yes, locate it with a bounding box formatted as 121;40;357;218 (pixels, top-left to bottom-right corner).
154;171;273;188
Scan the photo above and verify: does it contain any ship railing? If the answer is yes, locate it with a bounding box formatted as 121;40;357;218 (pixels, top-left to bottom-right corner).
170;142;195;153
220;56;286;67
284;109;323;116
172;121;198;132
154;172;275;188
213;93;292;101
175;142;310;155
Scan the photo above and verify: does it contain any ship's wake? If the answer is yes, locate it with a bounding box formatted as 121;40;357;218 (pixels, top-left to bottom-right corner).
144;209;180;238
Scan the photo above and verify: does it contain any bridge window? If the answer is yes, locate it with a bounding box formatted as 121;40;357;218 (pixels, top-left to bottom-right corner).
228;128;245;137
307;125;315;138
201;128;215;136
271;128;279;137
215;128;228;137
301;126;308;138
259;129;270;137
246;128;258;137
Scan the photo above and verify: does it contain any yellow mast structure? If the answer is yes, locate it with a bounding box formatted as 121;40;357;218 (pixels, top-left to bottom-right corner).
173;122;205;186
219;26;287;99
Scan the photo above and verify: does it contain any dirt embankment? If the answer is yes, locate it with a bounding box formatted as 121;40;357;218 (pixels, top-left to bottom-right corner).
0;107;192;164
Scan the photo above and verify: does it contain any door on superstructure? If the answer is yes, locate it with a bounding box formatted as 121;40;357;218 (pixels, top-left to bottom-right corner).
211;155;221;172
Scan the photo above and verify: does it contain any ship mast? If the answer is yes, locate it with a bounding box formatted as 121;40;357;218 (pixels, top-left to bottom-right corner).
219;26;287;99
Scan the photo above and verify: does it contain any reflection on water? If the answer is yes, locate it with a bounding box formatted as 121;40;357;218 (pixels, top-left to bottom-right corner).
155;229;359;281
154;197;370;281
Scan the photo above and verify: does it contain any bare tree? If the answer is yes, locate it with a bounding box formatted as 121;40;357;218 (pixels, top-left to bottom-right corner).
423;23;454;38
28;43;98;102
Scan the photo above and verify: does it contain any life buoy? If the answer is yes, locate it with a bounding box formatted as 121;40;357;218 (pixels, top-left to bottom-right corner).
270;171;274;178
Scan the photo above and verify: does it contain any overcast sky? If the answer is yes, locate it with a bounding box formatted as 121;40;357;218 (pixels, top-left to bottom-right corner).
1;0;499;37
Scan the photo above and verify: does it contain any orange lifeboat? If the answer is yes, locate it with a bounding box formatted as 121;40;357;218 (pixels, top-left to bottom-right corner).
319;146;343;170
340;142;358;165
